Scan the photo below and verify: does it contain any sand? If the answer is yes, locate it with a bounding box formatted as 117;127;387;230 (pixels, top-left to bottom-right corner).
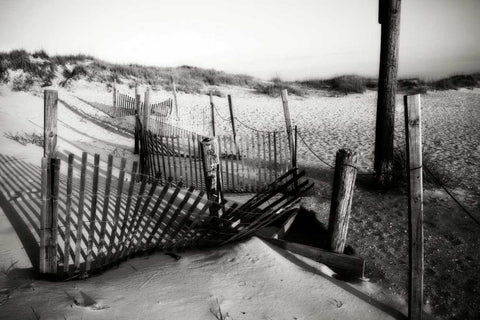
2;79;478;319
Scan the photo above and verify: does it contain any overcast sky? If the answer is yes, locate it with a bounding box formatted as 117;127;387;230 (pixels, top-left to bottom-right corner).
0;0;479;80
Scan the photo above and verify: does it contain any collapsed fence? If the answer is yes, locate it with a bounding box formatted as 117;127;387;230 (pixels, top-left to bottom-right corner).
38;89;312;278
39;150;311;278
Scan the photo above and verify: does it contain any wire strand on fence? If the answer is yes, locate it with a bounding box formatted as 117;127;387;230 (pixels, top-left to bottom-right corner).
212;104;231;122
423;164;480;228
233;116;280;134
296;129;334;169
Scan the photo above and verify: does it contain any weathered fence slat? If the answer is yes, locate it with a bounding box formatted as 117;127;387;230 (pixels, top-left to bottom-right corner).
115;161;138;259
63;154;74;274
105;157;126;264
74;152;88;270
86;154;100;271
97;154;114;266
405;94;424;320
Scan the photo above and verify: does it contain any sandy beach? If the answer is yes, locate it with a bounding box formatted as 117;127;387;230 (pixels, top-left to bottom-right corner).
0;80;479;319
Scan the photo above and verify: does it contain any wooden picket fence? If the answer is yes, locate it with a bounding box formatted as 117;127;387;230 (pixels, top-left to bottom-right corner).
137;115;293;192
39;152;312;278
78;90;172;118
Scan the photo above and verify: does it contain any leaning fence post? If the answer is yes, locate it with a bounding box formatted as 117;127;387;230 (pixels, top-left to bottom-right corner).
134;89;141;154
143;88;150;130
200;137;223;216
405;94;423;320
172;76;179;119
281;89;295;169
40;90;59;274
328;149;358;253
210;92;216;136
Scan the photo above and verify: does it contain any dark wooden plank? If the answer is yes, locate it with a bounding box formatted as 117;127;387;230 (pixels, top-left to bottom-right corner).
39;158;48;273
131;171;163;248
172;199;212;249
187;134;193;187
161;135;167;183
177;136;184;184
197;135;204;190
172;136;178;183
97;154;114;267
229;135;235;191
268;132;272;182
261;237;365;278
149;185;195;248
226;198;301;244
85;154;100;272
74;152;88;270
166;134;172;179
115;161;138;259
105;157;127;264
125;174;149;252
239;135;246;191
49;158;60;274
63;154;74;274
257;131;261;190
146;184;182;248
223;135;229;189
273;132;278;179
163;190;205;249
245;134;251;192
131;179;170;254
271;209;298;239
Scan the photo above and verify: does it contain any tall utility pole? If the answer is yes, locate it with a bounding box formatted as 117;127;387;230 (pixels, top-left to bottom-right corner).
374;0;402;187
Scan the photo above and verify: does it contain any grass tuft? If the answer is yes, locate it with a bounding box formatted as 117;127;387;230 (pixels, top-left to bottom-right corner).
4;131;44;147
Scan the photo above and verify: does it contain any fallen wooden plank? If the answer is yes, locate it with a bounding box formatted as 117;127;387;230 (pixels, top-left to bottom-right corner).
259;237;365;278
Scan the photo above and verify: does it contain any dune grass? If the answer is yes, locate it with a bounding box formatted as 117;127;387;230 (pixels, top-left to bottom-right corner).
1;49;479;96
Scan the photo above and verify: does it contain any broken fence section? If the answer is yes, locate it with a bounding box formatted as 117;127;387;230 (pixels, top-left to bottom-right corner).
39;152;312;279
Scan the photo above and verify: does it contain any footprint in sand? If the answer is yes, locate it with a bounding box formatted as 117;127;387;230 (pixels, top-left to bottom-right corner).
64;290;109;310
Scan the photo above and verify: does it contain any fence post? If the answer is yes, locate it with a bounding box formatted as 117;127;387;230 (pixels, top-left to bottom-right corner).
374;0;402;187
134;89;141;154
328;149;358;253
113;80;117;112
40;90;59;274
293;125;298;168
405;94;423;320
281;89;294;169
143;88;150;130
172;76;179;119
210;92;216;137
200;137;223;216
227;94;239;155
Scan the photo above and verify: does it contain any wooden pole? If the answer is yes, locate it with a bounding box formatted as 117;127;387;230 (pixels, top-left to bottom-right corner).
134;91;141;154
210;92;215;137
293;125;298;168
328;149;358;253
281;89;294;169
40;89;59;274
374;0;402;187
44;90;58;158
227;95;237;145
172;76;179;119
200;137;223;216
143;88;150;130
405;94;423;320
113;80;117;109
